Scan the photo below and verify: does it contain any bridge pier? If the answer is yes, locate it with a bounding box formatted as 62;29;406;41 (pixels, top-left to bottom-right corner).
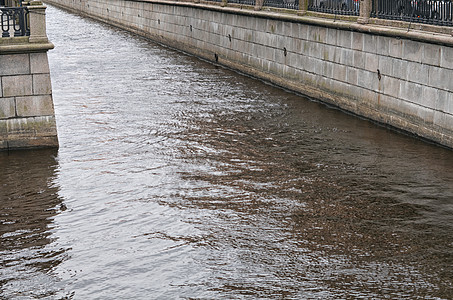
0;1;58;150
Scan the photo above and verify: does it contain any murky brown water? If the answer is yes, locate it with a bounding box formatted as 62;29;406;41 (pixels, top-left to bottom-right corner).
1;5;453;299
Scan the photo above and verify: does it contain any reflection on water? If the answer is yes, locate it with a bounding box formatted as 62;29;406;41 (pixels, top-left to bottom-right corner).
1;4;453;299
0;150;67;298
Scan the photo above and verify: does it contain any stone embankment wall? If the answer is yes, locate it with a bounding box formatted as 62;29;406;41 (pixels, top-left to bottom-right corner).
0;3;58;150
45;0;453;148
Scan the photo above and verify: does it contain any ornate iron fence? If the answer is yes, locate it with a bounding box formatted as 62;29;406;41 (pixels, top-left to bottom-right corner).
206;0;299;9
228;0;255;5
264;0;299;9
371;0;453;26
1;7;29;37
308;0;360;16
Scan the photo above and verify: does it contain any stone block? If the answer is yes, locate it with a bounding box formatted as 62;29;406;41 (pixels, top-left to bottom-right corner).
340;48;354;66
318;27;327;44
30;53;50;74
382;76;400;98
391;58;408;81
388;38;403;58
421;86;438;109
398;99;421;119
332;63;347;82
353;50;365;69
363;34;377;54
433;111;453;131
440;45;453;70
33;74;52;95
416;104;434;125
402;40;422;63
322;61;334;78
357;69;379;92
376;36;389;56
429;65;453;91
378;94;400;113
295;24;307;41
307;26;323;43
0;54;30;76
6;116;57;138
2;75;33;97
423;44;441;67
304;56;317;73
400;81;423;104
326;28;337;46
323;44;337;63
0;98;15;119
352;32;363;51
365;52;379;72
16;95;54;117
282;22;291;38
346;66;358;85
435;90;449;112
0;119;7;138
337;30;352;49
378;55;393;76
406;61;429;86
448;92;453;115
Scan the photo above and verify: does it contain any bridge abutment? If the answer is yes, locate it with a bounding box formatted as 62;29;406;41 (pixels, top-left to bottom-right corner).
1;2;58;150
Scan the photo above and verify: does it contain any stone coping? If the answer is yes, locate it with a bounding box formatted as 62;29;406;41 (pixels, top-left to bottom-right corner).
0;41;54;54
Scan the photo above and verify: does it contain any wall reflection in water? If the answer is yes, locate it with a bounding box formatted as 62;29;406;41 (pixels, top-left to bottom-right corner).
0;150;68;299
166;96;453;299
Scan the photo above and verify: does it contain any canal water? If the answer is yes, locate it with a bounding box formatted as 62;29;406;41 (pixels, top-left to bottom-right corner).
1;5;453;299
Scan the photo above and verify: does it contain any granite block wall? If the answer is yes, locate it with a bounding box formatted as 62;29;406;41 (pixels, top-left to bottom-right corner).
45;0;453;148
0;52;58;150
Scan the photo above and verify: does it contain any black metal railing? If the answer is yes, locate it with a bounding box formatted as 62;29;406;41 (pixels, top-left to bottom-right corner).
264;0;299;10
371;0;453;26
1;7;30;37
206;0;299;9
309;0;360;16
227;0;255;6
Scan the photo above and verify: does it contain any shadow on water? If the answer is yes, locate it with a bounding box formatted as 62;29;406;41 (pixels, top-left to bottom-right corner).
0;149;69;299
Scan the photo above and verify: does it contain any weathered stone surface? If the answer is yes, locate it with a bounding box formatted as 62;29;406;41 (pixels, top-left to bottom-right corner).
365;52;378;72
402;40;423;63
33;74;52;95
0;98;15;119
16;95;54;117
441;45;453;70
382;76;400;98
421;86;438;109
406;61;429;86
388;38;403;58
423;44;441;67
2;75;33;97
6;116;57;137
0;54;30;76
30;53;51;74
0;119;7;138
351;32;363;51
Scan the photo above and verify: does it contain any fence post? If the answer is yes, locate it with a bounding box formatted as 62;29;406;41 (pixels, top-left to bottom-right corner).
254;0;263;10
357;0;371;24
27;0;48;43
298;0;308;15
